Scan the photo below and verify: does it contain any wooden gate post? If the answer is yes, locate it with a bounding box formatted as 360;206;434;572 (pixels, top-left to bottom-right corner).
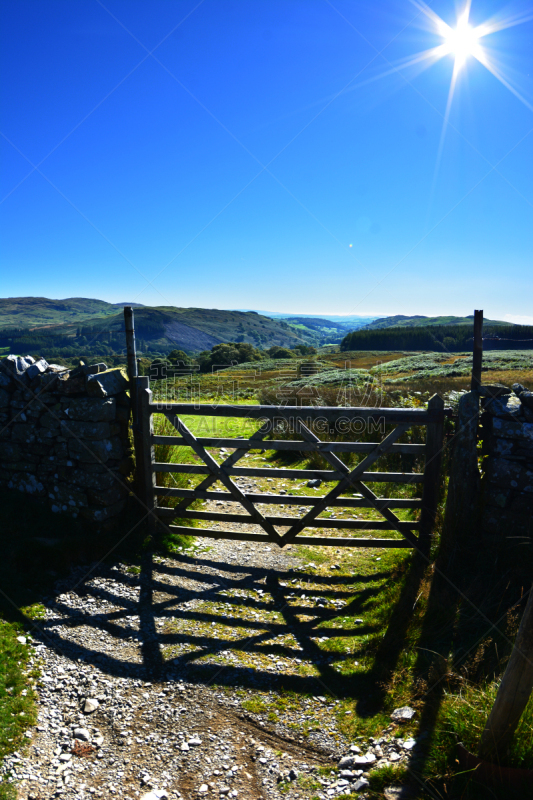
123;306;138;384
471;309;483;390
419;394;445;556
124;307;146;501
479;585;533;759
136;376;157;532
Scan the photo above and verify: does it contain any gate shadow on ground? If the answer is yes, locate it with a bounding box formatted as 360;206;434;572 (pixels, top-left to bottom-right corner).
354;551;427;717
26;548;417;711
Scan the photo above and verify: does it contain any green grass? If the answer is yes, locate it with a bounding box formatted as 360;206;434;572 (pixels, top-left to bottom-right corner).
0;620;38;759
0;782;17;800
0;618;39;798
367;764;407;791
428;683;533;772
150;386;264;438
296;774;322;792
241;697;268;714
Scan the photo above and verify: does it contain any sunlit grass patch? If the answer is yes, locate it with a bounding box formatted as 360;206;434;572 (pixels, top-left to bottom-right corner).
424;682;533;776
0;620;38;761
295;662;321;677
241;697;268;714
367;763;407;791
297;773;322;792
151;399;264;440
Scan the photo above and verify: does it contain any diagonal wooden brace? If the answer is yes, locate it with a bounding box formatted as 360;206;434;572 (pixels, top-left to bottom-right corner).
164;414;282;545
172;419;271;512
280;421;418;546
295;419;419;544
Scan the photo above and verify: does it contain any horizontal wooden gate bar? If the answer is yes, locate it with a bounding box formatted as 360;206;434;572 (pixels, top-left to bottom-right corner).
152;435;426;454
149;402;442;423
152;462;424;482
153;487;423;508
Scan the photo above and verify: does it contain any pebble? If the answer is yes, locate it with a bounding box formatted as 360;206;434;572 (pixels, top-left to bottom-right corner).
83;697;99;713
73;727;91;741
391;706;416;722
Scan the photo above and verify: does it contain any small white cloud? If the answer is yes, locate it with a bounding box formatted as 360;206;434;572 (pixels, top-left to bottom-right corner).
504;314;533;325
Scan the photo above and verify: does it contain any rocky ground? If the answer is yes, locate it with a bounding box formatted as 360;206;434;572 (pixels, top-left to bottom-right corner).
2;484;422;800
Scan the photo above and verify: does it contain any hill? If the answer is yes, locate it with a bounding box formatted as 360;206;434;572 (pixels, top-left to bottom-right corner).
80;306;311;351
362;314;510;330
0;297;313;359
278;316;348;346
0;296;146;328
341;323;533;352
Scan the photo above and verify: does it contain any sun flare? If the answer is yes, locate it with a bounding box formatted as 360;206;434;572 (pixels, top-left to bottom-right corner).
442;14;481;67
406;1;533;128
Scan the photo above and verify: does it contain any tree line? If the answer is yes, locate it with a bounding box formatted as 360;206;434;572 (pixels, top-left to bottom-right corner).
149;342;317;378
340;324;533;352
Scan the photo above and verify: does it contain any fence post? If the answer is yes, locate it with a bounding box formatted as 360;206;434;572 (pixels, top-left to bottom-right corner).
419;394;445;556
471;309;483;390
124;305;139;450
137;376;157;532
478;585;533;759
124;307;147;501
123;307;138;383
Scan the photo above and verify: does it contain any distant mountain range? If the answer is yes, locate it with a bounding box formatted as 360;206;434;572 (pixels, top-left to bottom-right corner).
250;310;378;329
361;314;511;330
0;298;515;357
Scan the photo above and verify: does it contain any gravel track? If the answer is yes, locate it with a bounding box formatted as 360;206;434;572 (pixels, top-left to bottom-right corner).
2;493;418;800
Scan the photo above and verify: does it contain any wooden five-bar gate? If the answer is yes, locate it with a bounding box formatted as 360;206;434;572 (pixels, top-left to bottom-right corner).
124;308;448;554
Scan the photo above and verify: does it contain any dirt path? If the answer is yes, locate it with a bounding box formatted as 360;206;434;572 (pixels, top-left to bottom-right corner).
2;480;418;799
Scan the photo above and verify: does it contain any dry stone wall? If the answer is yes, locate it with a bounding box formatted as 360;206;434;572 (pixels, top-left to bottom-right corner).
481;383;533;540
0;354;132;524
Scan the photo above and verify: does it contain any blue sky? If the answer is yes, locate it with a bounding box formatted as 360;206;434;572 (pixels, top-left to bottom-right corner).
1;0;532;321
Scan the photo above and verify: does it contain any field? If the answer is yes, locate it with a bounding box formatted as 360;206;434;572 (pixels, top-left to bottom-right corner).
149;349;533;411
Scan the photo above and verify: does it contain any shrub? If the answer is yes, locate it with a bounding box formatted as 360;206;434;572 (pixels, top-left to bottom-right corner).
168;349;191;364
267;346;295;359
197;342;264;372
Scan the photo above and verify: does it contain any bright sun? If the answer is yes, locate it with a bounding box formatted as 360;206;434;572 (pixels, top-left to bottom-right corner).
442;14;481;68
